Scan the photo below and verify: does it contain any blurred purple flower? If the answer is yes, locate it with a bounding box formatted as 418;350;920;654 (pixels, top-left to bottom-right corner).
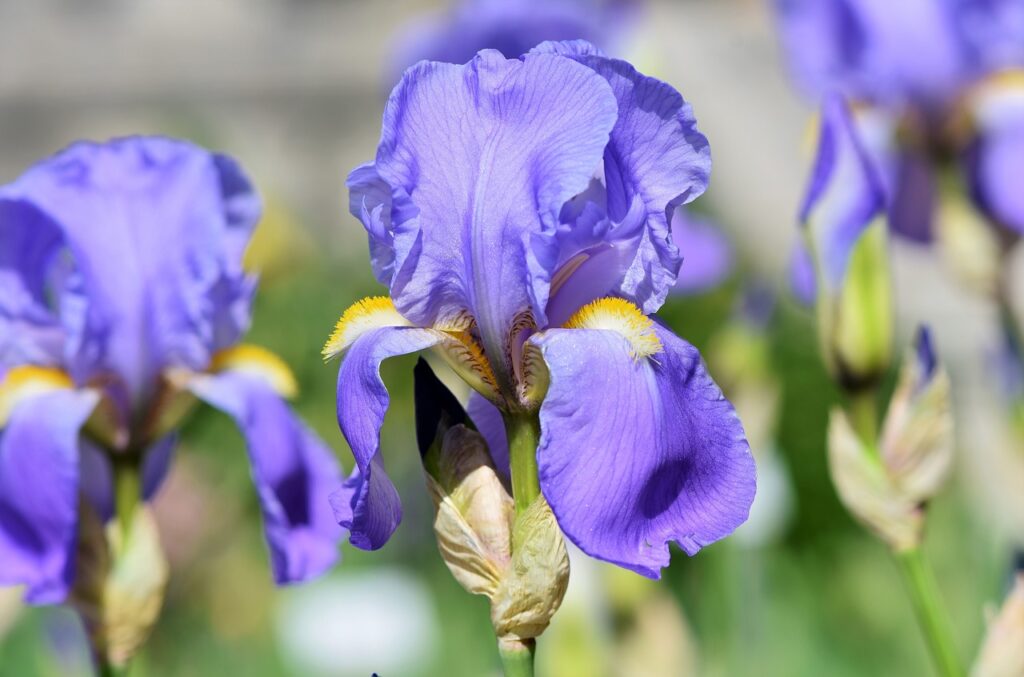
0;137;344;604
392;0;639;76
774;0;1024;239
791;93;886;305
669;208;734;295
328;42;755;578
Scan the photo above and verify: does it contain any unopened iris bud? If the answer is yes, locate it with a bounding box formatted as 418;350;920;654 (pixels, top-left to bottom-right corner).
71;504;169;669
972;573;1024;677
828;328;952;551
935;168;1004;298
798;95;894;390
414;360;568;642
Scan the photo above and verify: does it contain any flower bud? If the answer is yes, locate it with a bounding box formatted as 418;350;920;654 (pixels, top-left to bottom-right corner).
827;218;894;389
490;495;570;640
973;574;1024;677
935;172;1003;298
424;425;514;597
71;503;169;668
414;359;568;641
797;95;894;390
827;329;952;551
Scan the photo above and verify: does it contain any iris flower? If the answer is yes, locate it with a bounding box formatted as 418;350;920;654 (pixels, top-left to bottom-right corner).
775;0;1024;240
325;42;756;577
393;0;735;298
0;137;344;604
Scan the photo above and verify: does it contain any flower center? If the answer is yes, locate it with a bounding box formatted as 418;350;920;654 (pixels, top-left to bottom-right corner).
563;297;662;360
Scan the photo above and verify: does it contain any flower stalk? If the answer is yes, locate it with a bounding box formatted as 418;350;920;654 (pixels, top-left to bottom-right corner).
840;381;963;677
498;638;537;677
504;413;542;515
895;548;963;677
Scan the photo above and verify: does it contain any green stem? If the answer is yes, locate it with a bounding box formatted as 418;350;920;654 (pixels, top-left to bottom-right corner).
98;659;130;677
113;456;140;542
847;389;878;448
845;392;962;675
503;413;541;515
498;638;536;677
895;549;963;677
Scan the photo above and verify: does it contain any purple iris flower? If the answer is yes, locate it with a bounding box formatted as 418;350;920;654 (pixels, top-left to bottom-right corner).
327;42;756;577
789;93;886;306
669;208;734;295
0;137;344;604
775;0;1024;240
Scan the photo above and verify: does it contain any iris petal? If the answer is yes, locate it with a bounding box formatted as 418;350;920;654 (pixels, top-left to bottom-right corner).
189;372;344;584
800;93;886;297
0;137;260;407
331;326;447;550
0;388;98;603
534;40;712;316
531;324;755;577
354;49;618;380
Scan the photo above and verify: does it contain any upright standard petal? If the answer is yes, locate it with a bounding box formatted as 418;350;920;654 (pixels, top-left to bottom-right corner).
364;49;618;377
0;388;98;603
0;201;67;369
531;323;755;577
188;371;344;584
536;41;712;316
800;94;886;296
0;137;260;407
332;326;447;550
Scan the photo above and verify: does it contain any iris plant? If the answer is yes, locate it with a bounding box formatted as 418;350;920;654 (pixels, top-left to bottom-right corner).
325;41;756;673
0;137;344;670
797;94;962;676
777;0;1024;425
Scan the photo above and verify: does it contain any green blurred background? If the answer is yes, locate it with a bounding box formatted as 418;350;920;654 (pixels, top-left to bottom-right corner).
0;1;1020;675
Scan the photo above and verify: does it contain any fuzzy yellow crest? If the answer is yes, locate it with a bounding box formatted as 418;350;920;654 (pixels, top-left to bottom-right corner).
0;365;74;427
210;344;299;398
322;296;411;360
563;297;662;359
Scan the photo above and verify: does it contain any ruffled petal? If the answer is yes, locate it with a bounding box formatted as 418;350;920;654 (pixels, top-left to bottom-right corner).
531;324;755;577
1;137;260;407
361;49;618;374
331;326;447;550
0;388;98;604
534;40;711;315
188;371;344;583
0;200;68;370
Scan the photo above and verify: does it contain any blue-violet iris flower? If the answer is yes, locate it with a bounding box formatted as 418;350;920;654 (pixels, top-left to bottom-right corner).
325;41;756;577
775;0;1024;240
0;137;344;604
